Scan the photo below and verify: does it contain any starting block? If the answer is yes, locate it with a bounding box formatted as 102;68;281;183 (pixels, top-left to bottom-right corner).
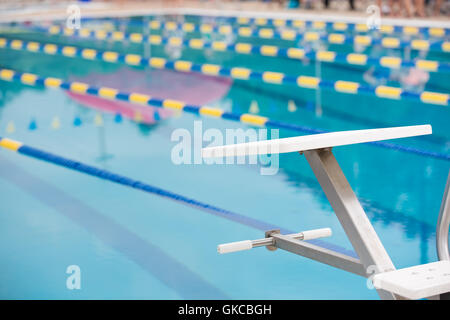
202;124;450;300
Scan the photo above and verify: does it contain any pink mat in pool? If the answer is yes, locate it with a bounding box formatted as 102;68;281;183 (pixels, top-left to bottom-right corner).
67;67;232;124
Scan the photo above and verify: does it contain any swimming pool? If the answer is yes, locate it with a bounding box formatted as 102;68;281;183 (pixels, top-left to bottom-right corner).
0;12;449;299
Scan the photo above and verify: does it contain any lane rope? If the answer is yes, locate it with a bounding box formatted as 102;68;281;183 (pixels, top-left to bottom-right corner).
1;37;448;107
78;12;450;37
25;26;450;74
1;67;449;162
84;20;450;52
0;135;357;258
183;14;450;37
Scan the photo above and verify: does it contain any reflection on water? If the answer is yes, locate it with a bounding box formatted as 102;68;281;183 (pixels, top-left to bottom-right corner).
0;22;449;299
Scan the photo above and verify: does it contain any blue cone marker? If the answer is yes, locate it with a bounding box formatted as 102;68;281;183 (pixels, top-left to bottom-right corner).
114;113;123;123
28;118;37;130
73;116;82;127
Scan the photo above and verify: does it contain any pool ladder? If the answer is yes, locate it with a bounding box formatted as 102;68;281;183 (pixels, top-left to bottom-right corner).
437;171;450;262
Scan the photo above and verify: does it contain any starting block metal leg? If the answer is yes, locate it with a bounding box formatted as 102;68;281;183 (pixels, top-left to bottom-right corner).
304;148;399;300
270;233;366;277
437;171;450;300
218;228;366;277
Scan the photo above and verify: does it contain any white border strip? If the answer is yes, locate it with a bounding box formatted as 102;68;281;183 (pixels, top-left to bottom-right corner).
1;5;449;29
0;6;178;23
177;7;450;29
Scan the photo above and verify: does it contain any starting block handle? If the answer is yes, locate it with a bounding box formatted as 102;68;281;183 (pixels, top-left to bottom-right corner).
217;240;253;254
217;228;332;254
299;228;332;240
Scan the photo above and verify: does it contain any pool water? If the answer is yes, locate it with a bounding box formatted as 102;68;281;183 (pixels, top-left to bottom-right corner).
0;15;449;299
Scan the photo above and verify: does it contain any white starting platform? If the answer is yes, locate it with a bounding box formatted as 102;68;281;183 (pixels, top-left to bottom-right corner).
202;125;450;300
373;261;450;300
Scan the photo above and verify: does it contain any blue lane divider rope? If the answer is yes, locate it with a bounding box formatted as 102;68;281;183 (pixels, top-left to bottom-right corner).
1;37;449;106
180;13;450;38
24;24;450;74
1;68;449;162
41;21;450;53
0;136;357;258
78;13;450;38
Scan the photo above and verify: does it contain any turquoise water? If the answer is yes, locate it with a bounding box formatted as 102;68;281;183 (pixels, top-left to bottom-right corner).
0;15;449;299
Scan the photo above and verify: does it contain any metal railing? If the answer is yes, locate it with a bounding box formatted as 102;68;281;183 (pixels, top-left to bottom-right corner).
437;171;450;261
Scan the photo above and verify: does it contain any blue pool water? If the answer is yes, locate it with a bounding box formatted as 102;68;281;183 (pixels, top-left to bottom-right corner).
0;15;449;299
